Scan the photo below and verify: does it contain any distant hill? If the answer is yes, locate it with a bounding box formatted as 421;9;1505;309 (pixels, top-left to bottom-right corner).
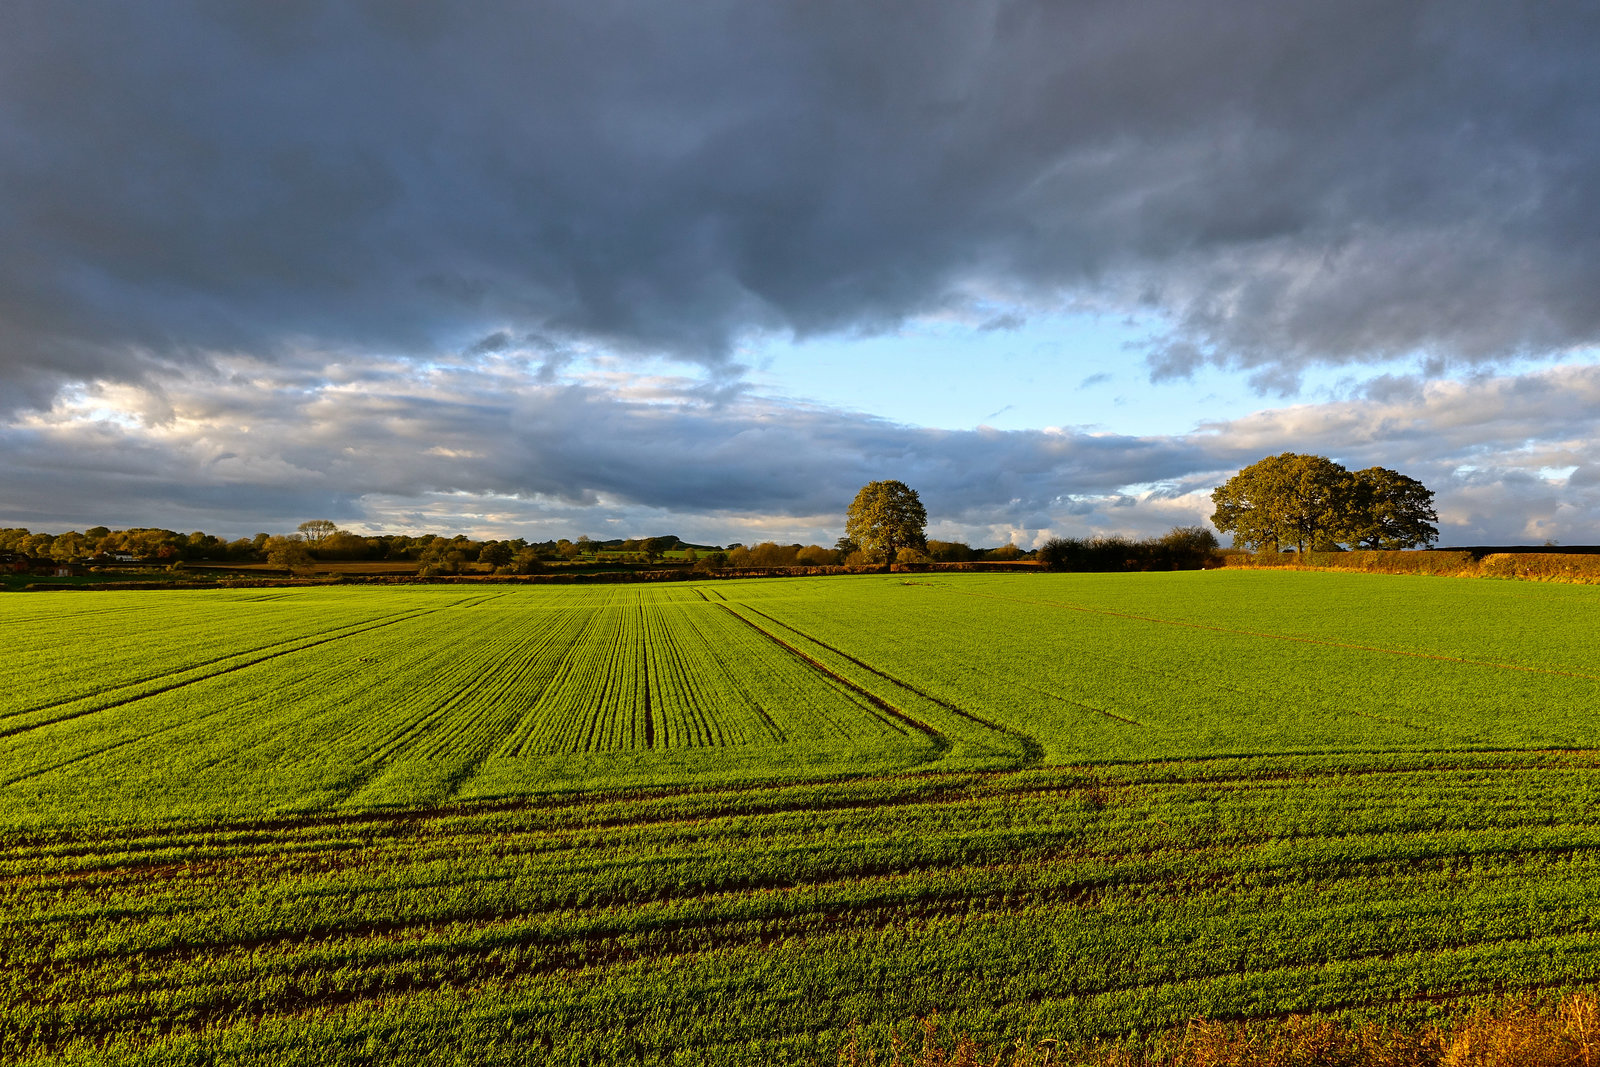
585;536;724;552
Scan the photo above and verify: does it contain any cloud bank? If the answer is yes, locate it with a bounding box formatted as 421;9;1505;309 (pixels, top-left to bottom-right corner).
6;358;1596;547
3;1;1600;408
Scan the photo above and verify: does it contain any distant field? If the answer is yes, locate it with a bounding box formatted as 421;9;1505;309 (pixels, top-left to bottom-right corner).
3;571;1599;1063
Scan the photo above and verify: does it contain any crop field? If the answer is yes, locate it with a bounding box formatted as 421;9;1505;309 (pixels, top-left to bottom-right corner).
2;571;1599;1063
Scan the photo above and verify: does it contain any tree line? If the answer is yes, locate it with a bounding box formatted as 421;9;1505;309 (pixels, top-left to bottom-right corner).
0;521;1028;575
0;526;666;571
1;456;1439;577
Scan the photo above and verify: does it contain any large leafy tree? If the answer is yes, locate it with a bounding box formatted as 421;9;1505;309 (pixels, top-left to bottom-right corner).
1212;454;1439;552
845;480;927;564
1345;467;1439;549
1210;453;1357;553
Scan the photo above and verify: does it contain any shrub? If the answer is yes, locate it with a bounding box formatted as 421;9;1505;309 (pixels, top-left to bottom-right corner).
1035;537;1086;571
926;540;977;562
1038;528;1221;572
795;545;837;566
1154;525;1222;569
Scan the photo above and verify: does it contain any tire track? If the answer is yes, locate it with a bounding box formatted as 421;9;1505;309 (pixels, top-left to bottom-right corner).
707;600;949;754
0;605;455;743
726;601;1051;753
1;606;436;723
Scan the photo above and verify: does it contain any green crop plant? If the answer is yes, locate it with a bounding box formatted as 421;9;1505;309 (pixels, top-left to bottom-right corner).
1;571;1598;1063
4;755;1600;1064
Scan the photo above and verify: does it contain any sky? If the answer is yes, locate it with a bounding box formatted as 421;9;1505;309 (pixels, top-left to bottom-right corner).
2;0;1598;548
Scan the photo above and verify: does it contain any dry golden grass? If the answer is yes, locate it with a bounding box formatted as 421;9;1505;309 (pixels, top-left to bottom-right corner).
1438;993;1600;1067
1220;550;1479;578
840;993;1600;1067
1476;553;1600;584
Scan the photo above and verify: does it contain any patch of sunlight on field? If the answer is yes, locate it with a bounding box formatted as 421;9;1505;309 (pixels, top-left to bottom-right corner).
1;570;1597;825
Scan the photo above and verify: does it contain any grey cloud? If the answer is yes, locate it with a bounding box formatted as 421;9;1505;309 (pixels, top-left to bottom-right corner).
0;357;1213;541
979;313;1026;333
4;360;1595;546
1358;374;1428;405
465;332;514;357
3;1;1600;408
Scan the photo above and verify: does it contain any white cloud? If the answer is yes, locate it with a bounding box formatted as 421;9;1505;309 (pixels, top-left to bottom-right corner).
2;356;1596;547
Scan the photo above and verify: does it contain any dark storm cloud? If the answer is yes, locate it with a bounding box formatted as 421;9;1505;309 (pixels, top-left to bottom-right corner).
3;0;1599;407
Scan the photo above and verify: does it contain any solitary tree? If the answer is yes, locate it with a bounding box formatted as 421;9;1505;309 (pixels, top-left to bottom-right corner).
845;480;928;565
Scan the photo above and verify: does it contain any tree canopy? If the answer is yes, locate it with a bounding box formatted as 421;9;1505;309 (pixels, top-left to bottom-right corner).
845;480;927;565
1210;453;1438;552
297;519;337;544
264;535;312;570
1345;467;1440;549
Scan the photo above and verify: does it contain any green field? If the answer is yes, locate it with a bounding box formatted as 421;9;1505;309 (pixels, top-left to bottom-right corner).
3;571;1599;1063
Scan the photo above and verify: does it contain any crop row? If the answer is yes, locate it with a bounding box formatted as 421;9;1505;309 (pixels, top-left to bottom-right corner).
481;588;920;758
0;588;452;719
4;752;1600;1064
4;571;1599;824
0;585;960;825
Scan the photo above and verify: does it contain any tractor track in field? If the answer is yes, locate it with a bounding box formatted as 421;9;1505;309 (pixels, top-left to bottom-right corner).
13;871;1599;1052
699;595;948;752
2;589;505;723
14;785;1598;897
7;750;1594;858
2;611;416;721
0;605;455;744
726;602;1052;750
29;823;1600;969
